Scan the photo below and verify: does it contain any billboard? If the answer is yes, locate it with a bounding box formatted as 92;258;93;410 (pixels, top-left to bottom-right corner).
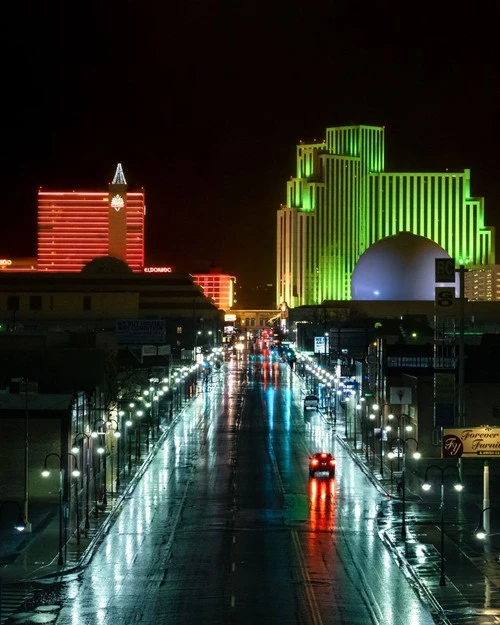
314;336;329;354
116;319;166;345
442;426;500;458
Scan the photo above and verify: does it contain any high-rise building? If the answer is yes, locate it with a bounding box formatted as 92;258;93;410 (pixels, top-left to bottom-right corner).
277;125;495;306
38;164;145;272
464;266;500;301
191;273;236;311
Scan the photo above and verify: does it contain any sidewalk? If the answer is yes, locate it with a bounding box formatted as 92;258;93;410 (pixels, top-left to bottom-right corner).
0;409;181;586
332;411;500;625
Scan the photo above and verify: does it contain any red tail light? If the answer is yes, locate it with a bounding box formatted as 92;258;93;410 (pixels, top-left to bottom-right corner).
311;459;319;466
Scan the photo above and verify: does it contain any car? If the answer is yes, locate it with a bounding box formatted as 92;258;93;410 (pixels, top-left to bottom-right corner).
309;452;336;478
303;394;319;411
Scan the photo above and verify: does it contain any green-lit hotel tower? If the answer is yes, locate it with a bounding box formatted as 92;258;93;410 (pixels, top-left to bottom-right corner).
276;125;495;306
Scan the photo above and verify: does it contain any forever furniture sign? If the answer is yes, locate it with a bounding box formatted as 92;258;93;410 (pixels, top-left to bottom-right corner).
442;426;500;458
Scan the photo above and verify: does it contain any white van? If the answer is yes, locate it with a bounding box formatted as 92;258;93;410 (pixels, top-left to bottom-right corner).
303;395;319;411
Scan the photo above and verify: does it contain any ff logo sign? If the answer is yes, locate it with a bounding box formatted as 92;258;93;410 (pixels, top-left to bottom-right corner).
442;427;500;458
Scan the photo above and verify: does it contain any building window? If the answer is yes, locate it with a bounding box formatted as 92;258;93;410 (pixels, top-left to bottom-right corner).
7;295;20;311
29;295;42;311
83;295;91;311
177;326;182;334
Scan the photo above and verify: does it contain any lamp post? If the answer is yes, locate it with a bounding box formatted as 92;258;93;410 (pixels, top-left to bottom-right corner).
71;432;91;534
475;506;500;540
385;412;413;471
0;500;27;532
92;420;107;509
368;410;376;464
371;403;383;476
106;418;121;494
194;329;202;363
343;395;349;439
422;464;464;586
136;409;144;462
41;452;80;565
126;403;135;474
388;437;421;539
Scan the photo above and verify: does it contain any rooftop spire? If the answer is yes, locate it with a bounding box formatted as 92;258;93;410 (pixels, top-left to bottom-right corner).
112;163;127;185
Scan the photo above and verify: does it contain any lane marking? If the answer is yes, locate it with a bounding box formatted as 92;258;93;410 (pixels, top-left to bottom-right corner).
291;529;324;625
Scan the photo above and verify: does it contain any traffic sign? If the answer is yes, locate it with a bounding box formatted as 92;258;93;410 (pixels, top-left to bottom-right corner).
435;258;455;283
435;287;456;316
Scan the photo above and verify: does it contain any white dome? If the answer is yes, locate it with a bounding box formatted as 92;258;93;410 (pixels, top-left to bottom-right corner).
351;232;452;300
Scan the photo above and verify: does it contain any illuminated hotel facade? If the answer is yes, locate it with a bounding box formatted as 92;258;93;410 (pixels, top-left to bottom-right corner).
191;273;236;311
277;125;495;305
38;164;145;272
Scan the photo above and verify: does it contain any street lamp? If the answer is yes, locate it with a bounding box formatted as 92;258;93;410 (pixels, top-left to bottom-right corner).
0;500;26;532
385;412;413;470
388;437;421;539
344;395;350;439
368;410;376;464
92;420;107;509
371;403;383;476
126;403;135;474
71;432;91;534
106;418;121;494
135;409;144;462
422;464;464;586
41;452;80;565
475;506;500;540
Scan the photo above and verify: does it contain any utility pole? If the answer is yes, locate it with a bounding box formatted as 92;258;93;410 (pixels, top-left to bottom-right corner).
23;377;32;532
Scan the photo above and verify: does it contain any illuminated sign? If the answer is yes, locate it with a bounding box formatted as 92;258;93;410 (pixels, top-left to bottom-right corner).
224;314;236;322
0;259;13;266
111;194;125;211
443;426;500;458
143;266;174;273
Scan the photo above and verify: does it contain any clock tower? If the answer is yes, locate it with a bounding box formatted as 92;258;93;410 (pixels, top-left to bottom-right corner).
108;163;128;262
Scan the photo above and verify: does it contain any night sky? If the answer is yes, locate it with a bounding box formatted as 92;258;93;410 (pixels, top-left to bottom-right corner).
3;2;499;307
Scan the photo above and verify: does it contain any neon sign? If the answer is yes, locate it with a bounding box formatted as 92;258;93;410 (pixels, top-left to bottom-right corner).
143;266;174;273
0;259;12;266
111;194;125;211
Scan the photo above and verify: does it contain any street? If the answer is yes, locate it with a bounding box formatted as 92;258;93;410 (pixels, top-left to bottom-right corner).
2;353;452;624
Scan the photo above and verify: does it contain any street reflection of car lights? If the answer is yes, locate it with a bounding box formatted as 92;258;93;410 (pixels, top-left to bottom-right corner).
421;464;463;586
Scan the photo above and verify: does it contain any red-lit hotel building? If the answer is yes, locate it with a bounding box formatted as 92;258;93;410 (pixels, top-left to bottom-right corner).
38;164;145;272
2;164;239;310
190;272;236;311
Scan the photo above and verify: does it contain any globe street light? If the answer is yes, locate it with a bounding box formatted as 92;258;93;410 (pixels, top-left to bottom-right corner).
385;412;413;471
371;403;383;476
41;452;80;565
388;437;420;539
106;418;121;494
71;432;91;534
0;500;26;533
368;411;376;464
92;420;107;509
475;506;500;540
422;464;464;586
